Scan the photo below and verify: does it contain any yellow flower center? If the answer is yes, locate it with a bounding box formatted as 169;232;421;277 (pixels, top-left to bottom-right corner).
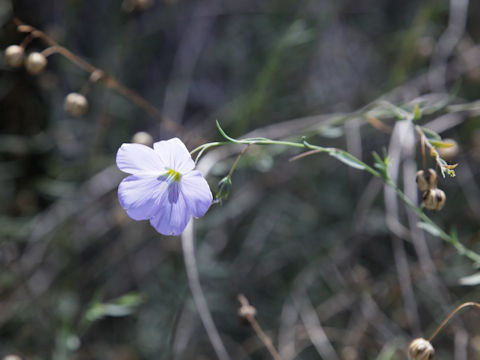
165;168;181;182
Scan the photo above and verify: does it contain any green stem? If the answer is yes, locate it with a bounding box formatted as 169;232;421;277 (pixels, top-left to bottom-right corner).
386;177;480;263
228;145;250;177
193;122;480;264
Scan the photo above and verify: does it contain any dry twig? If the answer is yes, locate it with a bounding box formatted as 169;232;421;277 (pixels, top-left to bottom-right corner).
13;18;204;145
237;294;282;360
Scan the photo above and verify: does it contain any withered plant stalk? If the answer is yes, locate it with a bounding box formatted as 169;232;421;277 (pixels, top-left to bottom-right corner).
14;18;203;145
429;301;480;342
237;294;282;360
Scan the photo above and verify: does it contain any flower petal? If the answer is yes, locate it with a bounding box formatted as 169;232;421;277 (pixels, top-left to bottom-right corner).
181;170;213;218
118;175;168;220
149;193;191;236
117;143;166;175
153;138;195;174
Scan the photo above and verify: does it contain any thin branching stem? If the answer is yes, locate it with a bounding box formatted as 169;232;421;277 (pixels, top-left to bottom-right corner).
14;19;203;145
192;122;480;264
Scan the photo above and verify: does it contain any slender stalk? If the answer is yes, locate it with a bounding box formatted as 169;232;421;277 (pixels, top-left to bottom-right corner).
420;130;426;170
237;294;282;360
385;178;480;263
181;222;230;360
40;46;60;58
227;145;250;177
429;302;480;342
194;122;480;264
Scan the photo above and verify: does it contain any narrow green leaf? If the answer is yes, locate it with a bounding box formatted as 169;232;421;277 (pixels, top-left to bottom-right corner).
429;139;455;148
413;104;422;120
419;126;441;140
84;292;144;322
417;222;442;237
216;120;237;142
372;151;382;164
329;151;365;170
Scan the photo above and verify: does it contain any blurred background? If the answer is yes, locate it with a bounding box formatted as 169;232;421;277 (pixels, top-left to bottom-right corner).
1;0;480;359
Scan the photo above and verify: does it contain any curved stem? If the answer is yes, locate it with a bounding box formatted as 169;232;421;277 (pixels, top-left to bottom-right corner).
181;221;230;360
429;302;480;342
41;46;60;57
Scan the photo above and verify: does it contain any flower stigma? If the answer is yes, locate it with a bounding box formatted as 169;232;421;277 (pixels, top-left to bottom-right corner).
158;168;182;204
163;168;181;183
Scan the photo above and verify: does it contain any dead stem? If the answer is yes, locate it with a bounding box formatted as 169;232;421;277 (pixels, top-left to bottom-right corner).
14;18;203;145
289;149;323;162
237;294;282;360
429;302;480;342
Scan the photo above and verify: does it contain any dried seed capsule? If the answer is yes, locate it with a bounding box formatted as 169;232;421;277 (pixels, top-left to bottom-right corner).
5;45;25;68
25;52;47;75
409;338;434;360
416;169;438;191
422;188;446;211
64;92;88;117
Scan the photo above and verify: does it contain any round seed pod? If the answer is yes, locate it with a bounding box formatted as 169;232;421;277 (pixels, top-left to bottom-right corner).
416;169;438;191
409;338;434;360
422;188;446;211
131;131;154;146
64;92;88;117
5;45;25;68
25;52;47;75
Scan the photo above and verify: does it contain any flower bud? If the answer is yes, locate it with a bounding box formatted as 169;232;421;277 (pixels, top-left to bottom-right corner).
131;131;154;146
408;338;434;360
416;169;437;191
215;176;232;203
64;92;88;117
5;45;24;68
25;52;47;75
422;188;446;211
436;139;459;160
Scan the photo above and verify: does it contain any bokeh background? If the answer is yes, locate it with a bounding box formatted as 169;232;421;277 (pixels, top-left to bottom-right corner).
1;0;480;359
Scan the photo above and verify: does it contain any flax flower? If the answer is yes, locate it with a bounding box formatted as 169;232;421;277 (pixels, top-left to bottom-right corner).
116;138;212;235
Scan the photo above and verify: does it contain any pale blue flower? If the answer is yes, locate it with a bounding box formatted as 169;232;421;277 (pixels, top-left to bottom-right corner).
116;138;212;236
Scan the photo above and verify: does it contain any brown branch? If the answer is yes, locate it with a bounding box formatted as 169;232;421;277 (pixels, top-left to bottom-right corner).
365;115;392;133
237;294;282;360
14;18;204;146
289;149;323;162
